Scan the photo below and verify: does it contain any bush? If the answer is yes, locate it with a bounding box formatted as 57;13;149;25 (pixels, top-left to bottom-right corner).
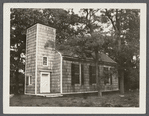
124;68;139;91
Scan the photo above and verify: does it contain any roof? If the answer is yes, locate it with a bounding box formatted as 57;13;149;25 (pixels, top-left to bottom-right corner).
59;50;116;64
100;52;116;64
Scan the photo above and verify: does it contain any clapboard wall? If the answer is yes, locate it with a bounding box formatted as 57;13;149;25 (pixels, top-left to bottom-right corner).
25;24;37;94
62;58;119;93
62;60;97;93
25;23;118;95
50;52;61;93
99;65;119;91
36;24;61;94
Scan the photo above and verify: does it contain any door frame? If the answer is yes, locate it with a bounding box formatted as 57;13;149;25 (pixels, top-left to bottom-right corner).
40;72;50;93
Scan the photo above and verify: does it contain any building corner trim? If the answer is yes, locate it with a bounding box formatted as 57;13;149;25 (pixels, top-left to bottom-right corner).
35;24;38;95
57;51;63;93
24;30;28;94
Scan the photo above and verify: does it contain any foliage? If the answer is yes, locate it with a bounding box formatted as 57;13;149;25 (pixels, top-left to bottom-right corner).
60;8;140;93
62;9;112;96
124;68;139;90
42;9;80;48
10;8;79;94
101;9;140;65
11;8;48;94
100;9;140;90
64;32;107;58
10;8;140;94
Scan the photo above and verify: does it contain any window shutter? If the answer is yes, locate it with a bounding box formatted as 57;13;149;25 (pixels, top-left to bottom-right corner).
30;76;32;85
110;74;112;85
98;66;100;75
81;64;84;85
89;65;92;85
26;76;29;85
74;64;79;84
71;63;74;85
110;68;112;85
92;66;96;83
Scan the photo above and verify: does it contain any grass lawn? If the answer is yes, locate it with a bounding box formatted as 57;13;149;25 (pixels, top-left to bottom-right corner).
10;91;139;107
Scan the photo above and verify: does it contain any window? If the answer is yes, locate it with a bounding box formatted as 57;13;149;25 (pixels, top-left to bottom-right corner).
89;66;96;85
71;63;84;85
81;64;84;85
109;68;113;85
43;57;48;66
71;63;80;85
26;76;32;85
103;67;112;85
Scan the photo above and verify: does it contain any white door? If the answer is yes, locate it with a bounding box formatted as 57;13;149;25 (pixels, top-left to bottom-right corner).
40;73;50;93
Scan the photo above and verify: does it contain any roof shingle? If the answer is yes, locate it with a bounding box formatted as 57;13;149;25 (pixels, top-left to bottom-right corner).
59;50;116;64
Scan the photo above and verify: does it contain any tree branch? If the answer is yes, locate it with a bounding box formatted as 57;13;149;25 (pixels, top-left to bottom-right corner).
105;9;117;31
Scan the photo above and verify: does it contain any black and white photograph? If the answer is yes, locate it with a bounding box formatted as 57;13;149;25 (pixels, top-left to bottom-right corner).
3;3;146;114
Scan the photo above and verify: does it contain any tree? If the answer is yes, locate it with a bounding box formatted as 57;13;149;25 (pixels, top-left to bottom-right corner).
10;8;49;94
60;9;110;96
62;8;140;96
67;32;109;96
10;8;79;94
100;9;140;94
11;8;140;95
42;9;80;48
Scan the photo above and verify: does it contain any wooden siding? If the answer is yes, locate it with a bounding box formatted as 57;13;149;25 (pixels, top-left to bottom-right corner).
36;24;60;94
50;52;61;93
25;24;37;94
99;65;119;91
62;59;119;93
25;23;118;95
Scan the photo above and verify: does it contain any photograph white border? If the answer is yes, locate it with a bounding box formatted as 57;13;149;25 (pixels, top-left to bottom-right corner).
3;3;146;114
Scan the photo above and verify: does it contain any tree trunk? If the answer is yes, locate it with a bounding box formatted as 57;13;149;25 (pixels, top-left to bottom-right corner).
22;76;25;94
116;10;125;96
95;51;102;97
96;60;102;96
118;37;125;95
15;69;19;94
105;9;125;96
120;70;124;95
